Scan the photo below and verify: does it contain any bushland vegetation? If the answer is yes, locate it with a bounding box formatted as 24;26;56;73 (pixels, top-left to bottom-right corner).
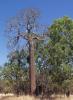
0;9;73;99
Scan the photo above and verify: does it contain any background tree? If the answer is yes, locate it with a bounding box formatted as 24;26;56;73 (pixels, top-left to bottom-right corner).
2;49;29;94
35;16;73;95
43;16;73;94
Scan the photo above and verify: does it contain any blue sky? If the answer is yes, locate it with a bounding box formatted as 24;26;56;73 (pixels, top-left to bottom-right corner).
0;0;73;66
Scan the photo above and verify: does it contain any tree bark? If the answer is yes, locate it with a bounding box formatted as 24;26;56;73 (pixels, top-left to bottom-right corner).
29;35;36;95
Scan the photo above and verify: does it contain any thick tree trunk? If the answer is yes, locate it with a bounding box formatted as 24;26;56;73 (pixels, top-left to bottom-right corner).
29;35;36;95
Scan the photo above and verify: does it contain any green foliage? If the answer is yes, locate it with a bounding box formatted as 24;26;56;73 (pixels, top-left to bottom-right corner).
47;17;73;93
1;50;29;94
35;16;73;94
1;16;73;95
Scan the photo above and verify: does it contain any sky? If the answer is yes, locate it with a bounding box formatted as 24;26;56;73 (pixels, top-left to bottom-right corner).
0;0;73;66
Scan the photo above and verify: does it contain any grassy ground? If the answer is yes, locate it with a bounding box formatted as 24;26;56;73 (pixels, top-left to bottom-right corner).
0;94;73;100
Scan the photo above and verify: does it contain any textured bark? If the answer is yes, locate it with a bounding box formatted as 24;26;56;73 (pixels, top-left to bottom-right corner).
29;35;36;95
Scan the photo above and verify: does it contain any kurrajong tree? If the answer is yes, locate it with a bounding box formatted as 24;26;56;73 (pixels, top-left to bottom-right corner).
6;8;45;95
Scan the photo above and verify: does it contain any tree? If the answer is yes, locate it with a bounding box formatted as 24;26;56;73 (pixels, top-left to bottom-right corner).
35;16;73;94
2;49;29;94
44;16;73;93
6;8;44;95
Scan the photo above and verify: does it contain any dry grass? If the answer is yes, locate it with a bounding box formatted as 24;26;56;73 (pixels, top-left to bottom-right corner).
0;94;73;100
0;95;40;100
51;94;73;100
0;96;35;100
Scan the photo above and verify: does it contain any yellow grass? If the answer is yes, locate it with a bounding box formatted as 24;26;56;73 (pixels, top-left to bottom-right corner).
0;95;40;100
51;94;73;100
0;94;73;100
